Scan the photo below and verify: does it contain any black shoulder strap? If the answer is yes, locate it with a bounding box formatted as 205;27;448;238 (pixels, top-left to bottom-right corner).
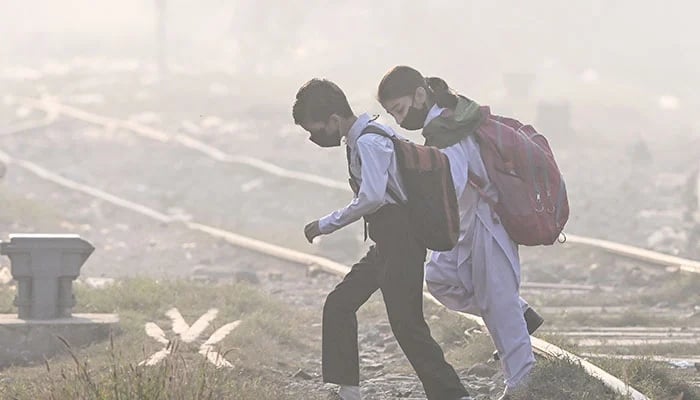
359;124;394;140
351;123;402;204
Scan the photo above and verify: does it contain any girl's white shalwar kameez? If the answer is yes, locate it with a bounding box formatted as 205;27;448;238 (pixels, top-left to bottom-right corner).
423;106;535;389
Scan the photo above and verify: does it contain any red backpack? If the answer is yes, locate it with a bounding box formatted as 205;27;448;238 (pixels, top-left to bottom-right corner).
354;125;460;251
468;107;569;246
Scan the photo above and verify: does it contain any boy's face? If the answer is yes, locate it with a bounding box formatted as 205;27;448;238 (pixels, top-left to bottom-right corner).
302;116;342;148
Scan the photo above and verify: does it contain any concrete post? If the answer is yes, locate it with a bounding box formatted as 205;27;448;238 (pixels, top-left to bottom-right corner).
0;234;94;319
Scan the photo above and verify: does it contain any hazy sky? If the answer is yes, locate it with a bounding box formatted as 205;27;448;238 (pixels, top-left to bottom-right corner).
1;1;697;114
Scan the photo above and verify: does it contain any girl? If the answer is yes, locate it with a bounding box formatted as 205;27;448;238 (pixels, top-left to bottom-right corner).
377;65;543;398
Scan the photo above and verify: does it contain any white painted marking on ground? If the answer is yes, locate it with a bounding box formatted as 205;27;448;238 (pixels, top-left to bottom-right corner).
141;308;240;368
165;308;189;336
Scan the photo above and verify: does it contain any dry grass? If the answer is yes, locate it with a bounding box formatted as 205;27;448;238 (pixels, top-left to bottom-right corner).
0;279;327;400
425;304;700;400
508;356;626;400
595;358;700;400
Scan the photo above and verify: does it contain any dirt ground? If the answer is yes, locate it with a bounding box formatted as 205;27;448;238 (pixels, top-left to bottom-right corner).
1;63;699;398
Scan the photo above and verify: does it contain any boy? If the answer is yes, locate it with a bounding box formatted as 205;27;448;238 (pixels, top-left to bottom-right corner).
292;78;472;400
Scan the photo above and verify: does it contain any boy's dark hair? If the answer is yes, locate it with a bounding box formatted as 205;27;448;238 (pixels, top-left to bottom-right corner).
292;78;354;125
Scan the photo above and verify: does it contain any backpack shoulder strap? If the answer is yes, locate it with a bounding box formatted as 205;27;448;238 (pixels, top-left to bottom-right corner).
467;169;496;207
359;124;394;140
354;124;402;204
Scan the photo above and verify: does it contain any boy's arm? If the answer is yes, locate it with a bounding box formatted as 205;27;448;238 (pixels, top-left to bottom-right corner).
317;135;393;235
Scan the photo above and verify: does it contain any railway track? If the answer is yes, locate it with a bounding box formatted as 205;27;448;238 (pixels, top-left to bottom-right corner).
3;98;700;398
0;145;651;400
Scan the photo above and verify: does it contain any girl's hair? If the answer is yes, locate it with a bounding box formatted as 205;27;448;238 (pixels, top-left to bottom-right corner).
377;65;459;110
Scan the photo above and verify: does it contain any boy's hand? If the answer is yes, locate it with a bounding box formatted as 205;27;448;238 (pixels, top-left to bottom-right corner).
304;220;322;243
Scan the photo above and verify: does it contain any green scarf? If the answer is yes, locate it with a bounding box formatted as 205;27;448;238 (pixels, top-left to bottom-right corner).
422;96;483;149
